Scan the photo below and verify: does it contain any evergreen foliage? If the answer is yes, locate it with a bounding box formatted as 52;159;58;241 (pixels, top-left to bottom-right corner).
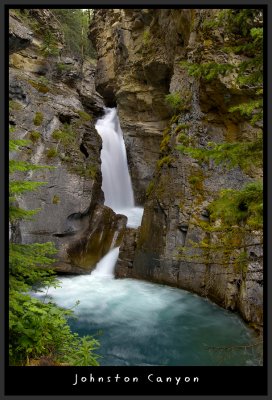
208;181;263;229
177;134;262;174
9;137;100;366
176;9;263;271
180;61;234;81
51;9;96;59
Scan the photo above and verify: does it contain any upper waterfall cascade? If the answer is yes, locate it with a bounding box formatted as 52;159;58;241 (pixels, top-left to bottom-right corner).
95;108;143;228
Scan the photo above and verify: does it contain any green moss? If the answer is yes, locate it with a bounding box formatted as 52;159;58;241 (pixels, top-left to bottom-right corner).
9;100;22;111
157;155;173;169
142;29;151;46
77;110;92;122
52;195;60;204
146;181;155;197
170;115;179;124
29;131;41;143
28;80;50;94
175;123;189;133
160;134;170;153
33;112;44;126
46;147;58;158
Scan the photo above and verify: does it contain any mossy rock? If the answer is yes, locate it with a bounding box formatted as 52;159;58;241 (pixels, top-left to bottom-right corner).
77;110;92;122
9;100;22;111
29;131;41;143
28;79;50;94
33;112;44;126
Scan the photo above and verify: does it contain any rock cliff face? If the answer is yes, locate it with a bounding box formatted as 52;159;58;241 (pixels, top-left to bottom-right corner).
91;9;263;329
9;10;126;273
91;9;192;204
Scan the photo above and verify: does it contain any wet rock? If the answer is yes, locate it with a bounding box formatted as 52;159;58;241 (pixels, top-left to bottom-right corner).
115;227;139;278
60;205;127;272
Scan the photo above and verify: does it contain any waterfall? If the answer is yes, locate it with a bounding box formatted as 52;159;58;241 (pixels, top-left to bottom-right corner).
95;108;143;229
95;108;134;210
91;247;119;278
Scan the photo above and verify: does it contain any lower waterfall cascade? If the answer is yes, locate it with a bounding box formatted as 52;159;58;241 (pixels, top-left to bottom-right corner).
33;108;261;366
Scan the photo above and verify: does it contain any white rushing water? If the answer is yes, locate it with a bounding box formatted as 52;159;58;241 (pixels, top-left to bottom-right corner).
34;260;259;366
31;108;259;366
95;108;143;228
91;247;119;278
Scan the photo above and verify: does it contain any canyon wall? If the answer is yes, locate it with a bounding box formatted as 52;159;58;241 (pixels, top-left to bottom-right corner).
91;9;263;330
9;10;127;273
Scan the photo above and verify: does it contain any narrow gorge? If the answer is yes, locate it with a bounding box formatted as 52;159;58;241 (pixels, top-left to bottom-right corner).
9;8;263;367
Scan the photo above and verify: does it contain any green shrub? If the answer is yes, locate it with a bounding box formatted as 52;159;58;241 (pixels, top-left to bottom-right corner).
46;147;58;158
56;63;73;73
165;91;192;114
165;92;183;111
208;180;263;228
52;124;75;145
85;164;97;179
188;173;204;191
29;131;41;143
40;30;60;57
33;112;44;126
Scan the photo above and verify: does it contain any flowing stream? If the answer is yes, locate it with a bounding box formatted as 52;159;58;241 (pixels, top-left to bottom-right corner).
36;108;260;366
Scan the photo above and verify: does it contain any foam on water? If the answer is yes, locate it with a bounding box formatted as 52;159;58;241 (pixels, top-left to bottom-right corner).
34;252;260;366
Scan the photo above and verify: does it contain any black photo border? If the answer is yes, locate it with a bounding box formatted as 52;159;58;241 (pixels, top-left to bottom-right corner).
1;0;271;398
